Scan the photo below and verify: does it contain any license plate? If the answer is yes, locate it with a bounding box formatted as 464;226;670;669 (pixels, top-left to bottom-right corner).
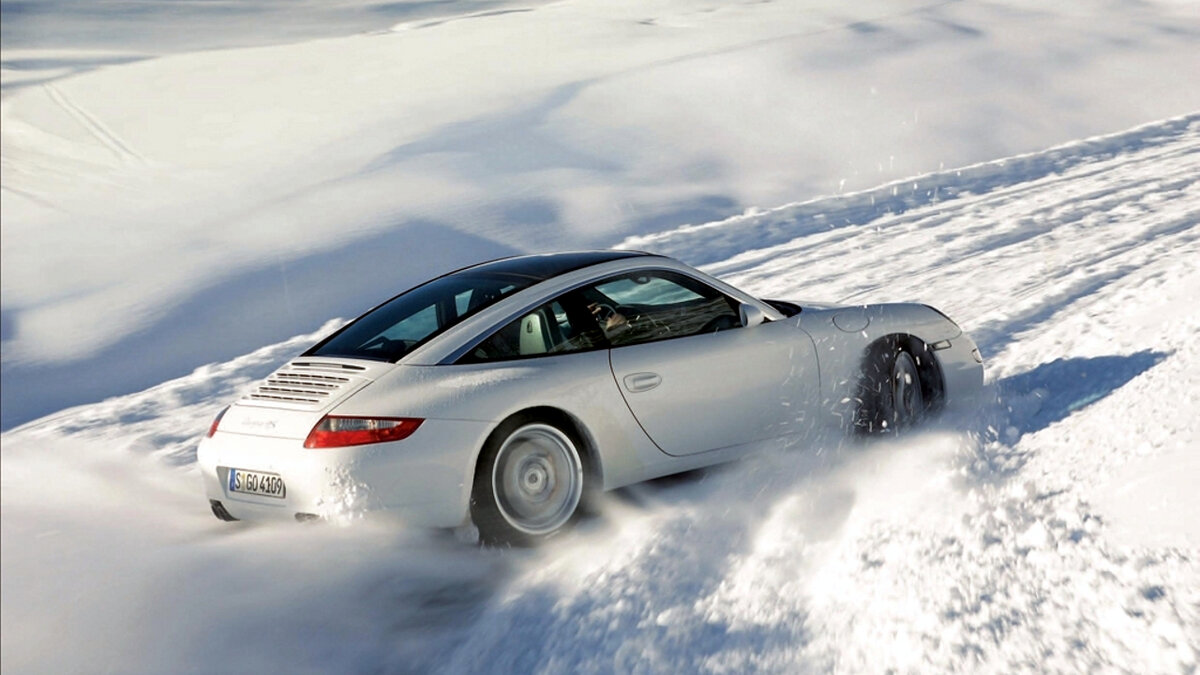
227;468;286;499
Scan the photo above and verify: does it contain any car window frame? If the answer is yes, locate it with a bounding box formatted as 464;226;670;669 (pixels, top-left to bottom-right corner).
580;269;744;350
455;289;612;364
304;271;537;363
453;267;750;364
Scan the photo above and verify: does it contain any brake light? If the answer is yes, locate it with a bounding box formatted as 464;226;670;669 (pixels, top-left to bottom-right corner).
206;406;229;438
303;416;423;448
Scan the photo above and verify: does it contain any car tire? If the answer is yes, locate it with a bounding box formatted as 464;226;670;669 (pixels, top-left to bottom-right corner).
858;338;935;433
470;416;586;547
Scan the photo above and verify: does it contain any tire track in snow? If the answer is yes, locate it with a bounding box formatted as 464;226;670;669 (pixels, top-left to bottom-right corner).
449;116;1200;673
3;116;1198;674
689;115;1200;355
622;113;1199;270
43;83;147;165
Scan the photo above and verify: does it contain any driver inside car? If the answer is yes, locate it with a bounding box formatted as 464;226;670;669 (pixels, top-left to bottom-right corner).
589;302;629;337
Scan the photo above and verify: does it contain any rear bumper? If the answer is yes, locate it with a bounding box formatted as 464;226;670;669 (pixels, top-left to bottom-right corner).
196;417;495;527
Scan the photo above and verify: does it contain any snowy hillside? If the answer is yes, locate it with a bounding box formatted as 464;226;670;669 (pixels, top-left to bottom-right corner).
4;0;1199;428
3;0;1200;672
3;115;1197;673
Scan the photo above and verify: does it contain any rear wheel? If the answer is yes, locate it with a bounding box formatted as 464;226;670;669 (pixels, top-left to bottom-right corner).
471;418;585;546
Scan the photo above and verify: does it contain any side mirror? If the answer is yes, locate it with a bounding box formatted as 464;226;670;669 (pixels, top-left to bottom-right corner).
739;303;766;328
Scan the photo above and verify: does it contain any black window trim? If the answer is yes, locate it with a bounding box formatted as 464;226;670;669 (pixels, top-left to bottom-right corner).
763;299;802;317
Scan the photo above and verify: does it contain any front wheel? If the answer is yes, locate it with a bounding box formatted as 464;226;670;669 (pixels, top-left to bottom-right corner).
888;350;925;425
858;338;938;433
471;419;585;546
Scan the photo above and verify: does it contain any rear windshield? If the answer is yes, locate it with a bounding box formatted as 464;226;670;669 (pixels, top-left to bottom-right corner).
306;271;540;362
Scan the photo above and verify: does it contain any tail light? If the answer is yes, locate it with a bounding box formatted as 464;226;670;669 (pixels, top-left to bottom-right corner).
206;406;230;438
304;416;423;449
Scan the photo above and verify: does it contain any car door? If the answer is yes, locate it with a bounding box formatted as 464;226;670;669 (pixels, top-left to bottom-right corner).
593;270;820;456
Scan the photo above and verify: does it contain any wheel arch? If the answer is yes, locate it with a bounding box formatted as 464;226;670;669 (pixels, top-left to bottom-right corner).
474;405;604;493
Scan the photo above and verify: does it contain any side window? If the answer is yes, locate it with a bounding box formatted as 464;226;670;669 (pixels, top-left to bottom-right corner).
585;271;741;347
465;294;607;362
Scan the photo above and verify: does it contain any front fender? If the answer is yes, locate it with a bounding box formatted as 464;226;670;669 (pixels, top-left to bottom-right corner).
798;302;974;425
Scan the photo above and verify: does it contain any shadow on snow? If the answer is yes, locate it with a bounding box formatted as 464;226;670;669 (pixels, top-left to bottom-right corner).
961;350;1168;482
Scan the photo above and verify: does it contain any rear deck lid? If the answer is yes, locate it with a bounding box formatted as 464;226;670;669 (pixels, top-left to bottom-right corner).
220;358;394;439
242;358;391;410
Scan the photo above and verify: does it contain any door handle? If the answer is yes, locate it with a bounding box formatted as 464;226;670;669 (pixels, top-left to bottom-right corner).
623;372;662;393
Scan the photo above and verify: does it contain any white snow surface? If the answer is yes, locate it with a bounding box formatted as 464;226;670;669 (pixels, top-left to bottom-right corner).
3;0;1200;427
3;113;1199;673
3;1;1200;672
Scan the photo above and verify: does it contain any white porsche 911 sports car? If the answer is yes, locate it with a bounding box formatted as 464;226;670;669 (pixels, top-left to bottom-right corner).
198;251;983;544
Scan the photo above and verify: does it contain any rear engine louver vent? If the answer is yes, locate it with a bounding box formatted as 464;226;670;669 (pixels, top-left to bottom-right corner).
289;360;367;372
245;361;363;408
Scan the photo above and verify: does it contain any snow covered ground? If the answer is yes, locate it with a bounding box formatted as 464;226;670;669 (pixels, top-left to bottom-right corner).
3;114;1198;673
3;1;1199;672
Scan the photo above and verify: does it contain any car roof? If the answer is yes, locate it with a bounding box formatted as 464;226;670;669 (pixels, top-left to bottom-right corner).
460;250;655;282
